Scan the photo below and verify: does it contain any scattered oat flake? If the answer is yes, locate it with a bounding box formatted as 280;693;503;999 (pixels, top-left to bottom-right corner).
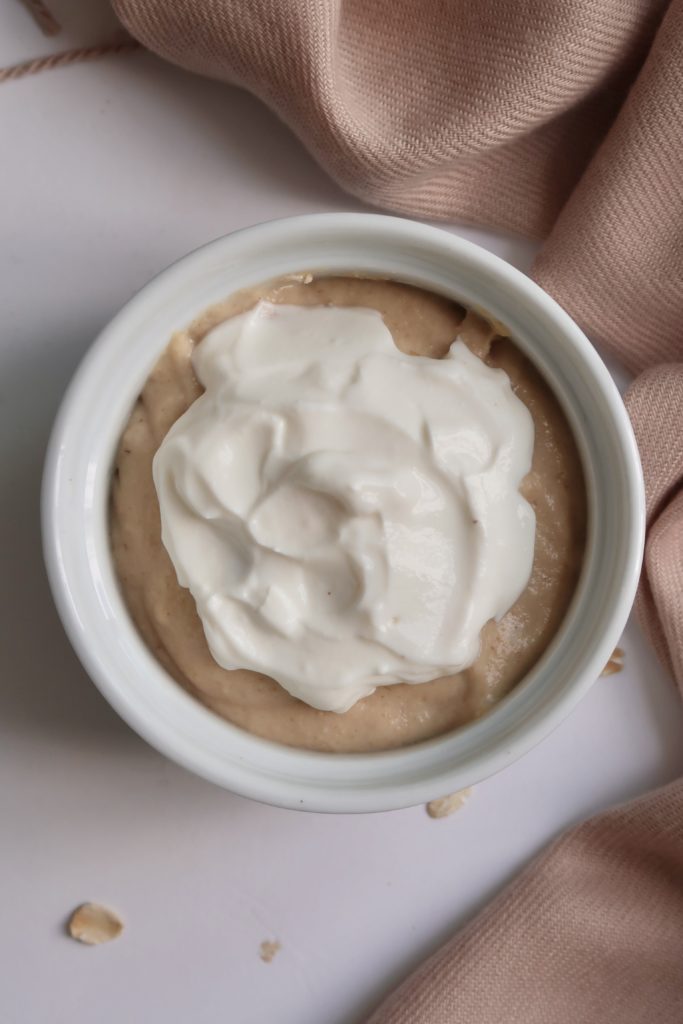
259;940;281;963
426;787;472;819
601;646;625;677
68;903;123;945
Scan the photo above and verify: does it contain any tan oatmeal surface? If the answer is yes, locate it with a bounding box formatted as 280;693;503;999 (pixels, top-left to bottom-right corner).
111;276;586;752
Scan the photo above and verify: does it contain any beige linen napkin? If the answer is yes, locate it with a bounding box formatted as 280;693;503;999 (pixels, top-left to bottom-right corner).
112;1;683;1018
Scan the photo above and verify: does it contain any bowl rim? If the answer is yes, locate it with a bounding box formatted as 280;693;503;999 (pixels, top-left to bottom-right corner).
42;212;645;812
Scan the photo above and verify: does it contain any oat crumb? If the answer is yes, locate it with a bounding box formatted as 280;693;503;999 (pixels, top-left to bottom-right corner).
259;940;281;963
67;903;123;945
601;646;625;677
426;787;472;819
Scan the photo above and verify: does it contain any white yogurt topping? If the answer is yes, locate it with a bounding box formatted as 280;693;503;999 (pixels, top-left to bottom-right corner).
153;302;535;712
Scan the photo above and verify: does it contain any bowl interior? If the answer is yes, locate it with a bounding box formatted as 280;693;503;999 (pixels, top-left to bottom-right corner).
43;214;644;812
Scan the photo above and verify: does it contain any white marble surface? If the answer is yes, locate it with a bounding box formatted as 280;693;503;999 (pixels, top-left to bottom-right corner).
2;6;682;1023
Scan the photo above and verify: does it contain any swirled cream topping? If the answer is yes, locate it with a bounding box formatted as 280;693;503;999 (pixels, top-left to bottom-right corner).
153;302;535;712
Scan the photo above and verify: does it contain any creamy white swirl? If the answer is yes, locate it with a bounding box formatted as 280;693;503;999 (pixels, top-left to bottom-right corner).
153;302;535;712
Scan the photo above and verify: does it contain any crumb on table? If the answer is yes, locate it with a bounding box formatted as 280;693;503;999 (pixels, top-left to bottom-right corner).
426;787;472;819
67;903;123;945
601;646;625;677
259;940;281;963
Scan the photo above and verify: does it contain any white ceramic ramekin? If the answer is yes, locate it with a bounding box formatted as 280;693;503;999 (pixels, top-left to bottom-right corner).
42;213;644;813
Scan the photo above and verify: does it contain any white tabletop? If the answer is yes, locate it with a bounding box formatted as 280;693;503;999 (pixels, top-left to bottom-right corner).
2;6;683;1023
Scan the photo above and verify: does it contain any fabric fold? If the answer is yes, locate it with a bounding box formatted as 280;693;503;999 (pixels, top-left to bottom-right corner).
367;780;683;1024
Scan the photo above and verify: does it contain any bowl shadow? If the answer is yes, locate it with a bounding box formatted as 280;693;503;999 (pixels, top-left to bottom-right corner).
1;323;136;747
